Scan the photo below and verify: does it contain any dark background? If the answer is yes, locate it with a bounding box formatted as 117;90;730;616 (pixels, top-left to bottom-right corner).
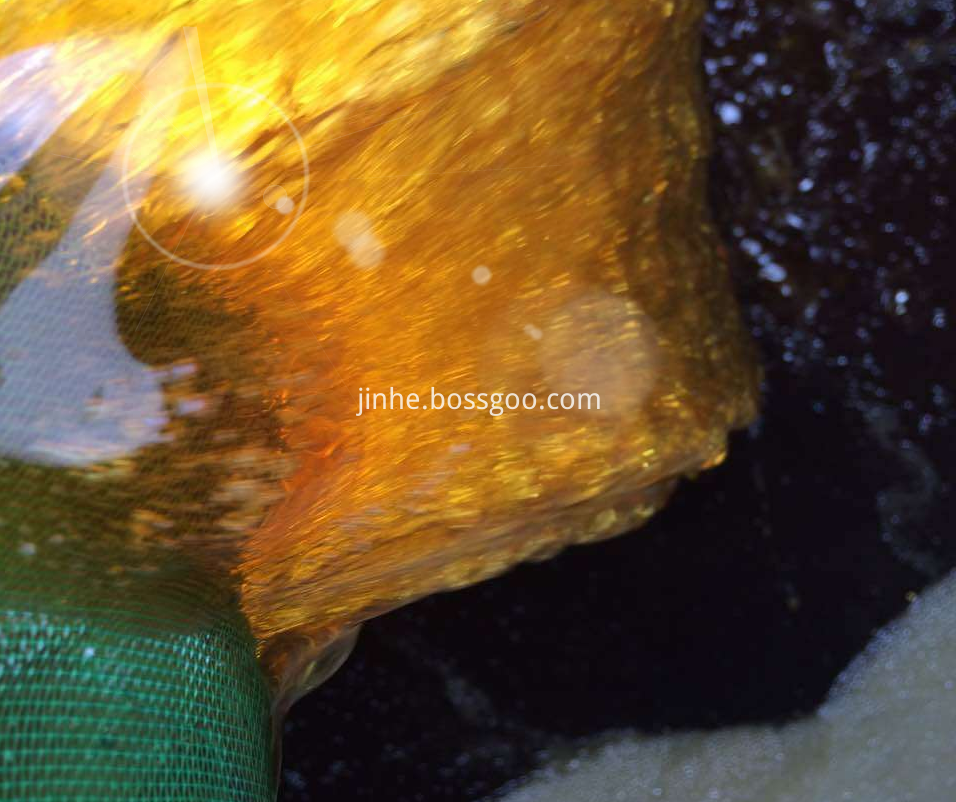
280;1;956;798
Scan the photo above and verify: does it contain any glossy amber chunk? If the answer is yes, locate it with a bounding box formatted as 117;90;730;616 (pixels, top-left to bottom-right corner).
0;0;759;694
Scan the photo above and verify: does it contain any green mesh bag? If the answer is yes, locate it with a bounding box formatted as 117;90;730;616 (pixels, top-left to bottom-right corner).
0;38;282;800
0;565;277;801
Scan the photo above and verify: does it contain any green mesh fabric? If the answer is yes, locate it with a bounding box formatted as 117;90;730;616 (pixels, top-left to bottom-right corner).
0;573;277;801
0;73;282;800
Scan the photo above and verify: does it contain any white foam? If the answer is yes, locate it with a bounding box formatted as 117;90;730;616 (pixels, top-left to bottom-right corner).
496;572;956;802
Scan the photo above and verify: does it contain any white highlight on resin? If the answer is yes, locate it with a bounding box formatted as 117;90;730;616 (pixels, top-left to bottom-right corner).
537;291;659;418
375;1;422;38
472;265;492;285
0;39;136;189
183;152;239;208
523;324;543;341
334;211;385;269
496;570;956;802
263;184;295;215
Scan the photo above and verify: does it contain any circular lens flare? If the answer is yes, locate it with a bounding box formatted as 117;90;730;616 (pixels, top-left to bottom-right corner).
183;152;240;208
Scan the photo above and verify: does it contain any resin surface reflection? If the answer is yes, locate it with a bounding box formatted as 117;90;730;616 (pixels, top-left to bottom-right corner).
0;0;759;698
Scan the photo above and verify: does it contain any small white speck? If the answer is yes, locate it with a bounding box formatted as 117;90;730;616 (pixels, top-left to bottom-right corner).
18;542;36;557
895;290;910;305
523;324;543;341
472;265;492;285
785;212;805;229
82;647;96;660
863;142;881;170
176;397;207;416
167;362;198;380
716;102;742;125
449;443;471;454
760;262;788;283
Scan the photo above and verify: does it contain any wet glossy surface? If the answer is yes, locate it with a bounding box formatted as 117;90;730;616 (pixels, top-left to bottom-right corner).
1;1;757;706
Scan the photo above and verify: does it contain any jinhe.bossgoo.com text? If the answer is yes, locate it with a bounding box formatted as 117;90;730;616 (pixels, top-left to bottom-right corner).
356;387;601;417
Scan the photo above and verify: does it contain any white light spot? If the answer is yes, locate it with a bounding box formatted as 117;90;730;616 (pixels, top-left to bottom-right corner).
785;212;805;230
334;211;385;269
717;102;742;125
176;397;208;416
472;265;492;285
760;262;788;283
263;184;295;215
524;324;543;341
82;647;96;660
538;291;658;417
17;542;36;557
183;152;239;208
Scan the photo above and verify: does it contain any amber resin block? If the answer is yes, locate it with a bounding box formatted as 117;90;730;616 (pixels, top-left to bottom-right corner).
0;0;759;698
